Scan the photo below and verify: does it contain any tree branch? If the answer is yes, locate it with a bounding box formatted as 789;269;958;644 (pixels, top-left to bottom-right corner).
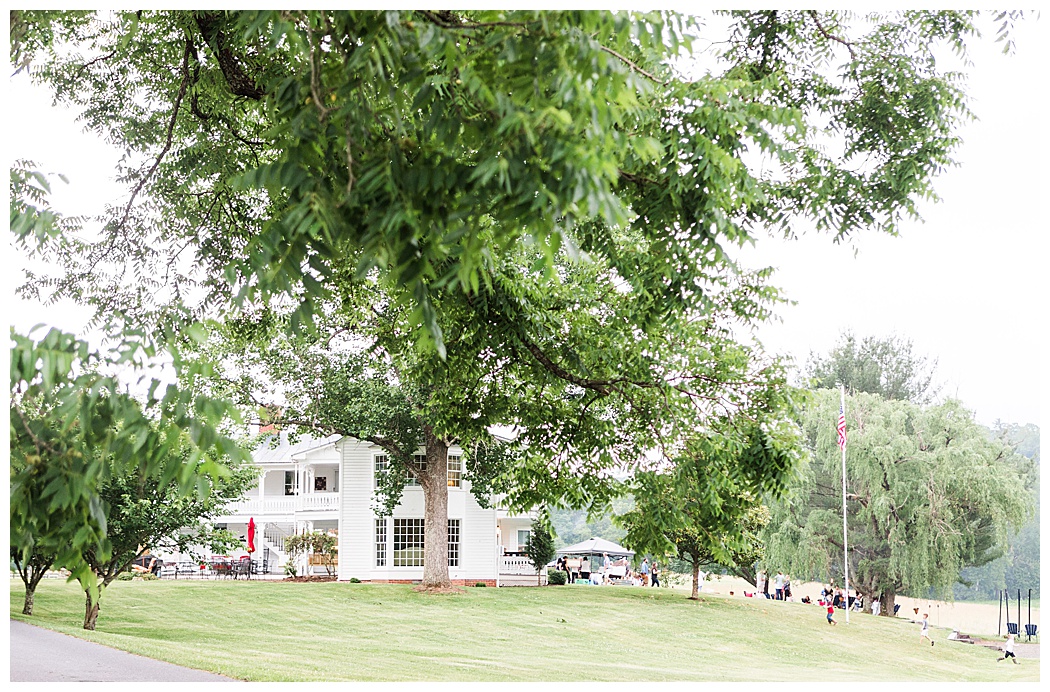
600;45;667;86
807;11;857;61
113;37;193;234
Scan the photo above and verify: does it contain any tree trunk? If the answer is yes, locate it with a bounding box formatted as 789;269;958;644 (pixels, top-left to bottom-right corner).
421;431;451;590
881;588;897;618
83;591;101;630
15;553;54;616
690;562;700;600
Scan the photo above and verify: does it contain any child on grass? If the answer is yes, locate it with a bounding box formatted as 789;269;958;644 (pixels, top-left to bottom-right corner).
826;603;836;626
919;613;934;646
997;633;1019;664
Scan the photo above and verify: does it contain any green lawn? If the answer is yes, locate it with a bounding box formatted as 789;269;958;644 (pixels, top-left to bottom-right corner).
10;578;1039;682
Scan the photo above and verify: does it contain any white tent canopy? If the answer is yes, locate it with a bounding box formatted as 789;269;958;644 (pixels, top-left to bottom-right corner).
556;537;634;558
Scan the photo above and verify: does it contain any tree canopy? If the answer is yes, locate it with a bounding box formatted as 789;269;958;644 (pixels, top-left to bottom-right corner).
763;389;1032;615
11;10;1003;355
806;332;940;404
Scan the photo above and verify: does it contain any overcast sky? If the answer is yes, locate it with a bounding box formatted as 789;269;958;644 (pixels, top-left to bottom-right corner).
5;11;1045;428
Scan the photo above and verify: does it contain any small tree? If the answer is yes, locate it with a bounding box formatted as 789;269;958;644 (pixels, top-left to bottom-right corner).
285;531;339;578
617;424;791;600
79;447;255;630
525;516;557;586
11;546;55;616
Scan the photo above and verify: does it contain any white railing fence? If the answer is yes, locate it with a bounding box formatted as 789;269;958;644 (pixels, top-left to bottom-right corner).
223;493;340;516
500;555;540;576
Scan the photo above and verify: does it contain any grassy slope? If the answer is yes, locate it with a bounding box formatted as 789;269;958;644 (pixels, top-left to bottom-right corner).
9;578;1039;682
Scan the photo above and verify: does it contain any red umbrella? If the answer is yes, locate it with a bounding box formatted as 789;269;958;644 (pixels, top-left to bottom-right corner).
247;517;256;554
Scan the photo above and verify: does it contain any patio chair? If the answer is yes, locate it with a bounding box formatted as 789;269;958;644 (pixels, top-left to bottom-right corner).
1006;622;1019;635
1024;624;1037;642
893;604;901;616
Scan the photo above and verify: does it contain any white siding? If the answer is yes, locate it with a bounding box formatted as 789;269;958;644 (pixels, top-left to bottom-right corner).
337;439;376;581
336;440;499;581
462;490;497;580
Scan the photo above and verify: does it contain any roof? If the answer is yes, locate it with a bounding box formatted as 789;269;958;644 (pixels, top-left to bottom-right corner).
253;430;343;463
556;537;635;557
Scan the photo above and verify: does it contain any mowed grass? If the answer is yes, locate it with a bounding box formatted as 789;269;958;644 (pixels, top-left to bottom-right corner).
9;578;1038;682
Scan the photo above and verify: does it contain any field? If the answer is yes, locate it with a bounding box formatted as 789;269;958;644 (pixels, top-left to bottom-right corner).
10;577;1039;682
693;575;1041;638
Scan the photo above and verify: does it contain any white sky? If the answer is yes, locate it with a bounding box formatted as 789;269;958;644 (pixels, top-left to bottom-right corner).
4;11;1046;428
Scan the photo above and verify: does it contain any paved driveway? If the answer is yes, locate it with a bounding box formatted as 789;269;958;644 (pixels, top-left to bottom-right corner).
10;620;238;682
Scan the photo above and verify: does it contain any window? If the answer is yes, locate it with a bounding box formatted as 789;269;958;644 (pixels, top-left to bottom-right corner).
518;529;531;550
448;519;461;567
393;519;425;567
406;453;427;486
386;519;460;567
374;454;389;488
375;518;387;567
284;471;295;496
447;455;462;488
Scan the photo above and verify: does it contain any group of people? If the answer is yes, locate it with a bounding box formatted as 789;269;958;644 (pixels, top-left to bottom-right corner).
754;570;794;600
554;553;661;587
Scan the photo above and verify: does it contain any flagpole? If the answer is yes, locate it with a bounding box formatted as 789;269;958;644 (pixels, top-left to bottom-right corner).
840;384;850;625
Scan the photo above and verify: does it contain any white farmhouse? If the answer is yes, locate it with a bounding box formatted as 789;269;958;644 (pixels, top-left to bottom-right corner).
215;430;541;585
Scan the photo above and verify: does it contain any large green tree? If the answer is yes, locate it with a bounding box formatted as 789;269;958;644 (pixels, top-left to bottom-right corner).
11;10;1011;354
764;390;1032;616
199;247;798;589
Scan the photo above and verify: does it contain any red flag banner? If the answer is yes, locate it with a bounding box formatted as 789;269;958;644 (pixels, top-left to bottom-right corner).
837;404;847;452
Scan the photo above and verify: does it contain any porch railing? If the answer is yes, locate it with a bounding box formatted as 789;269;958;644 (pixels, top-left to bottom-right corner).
500;555;539;576
222;493;340;516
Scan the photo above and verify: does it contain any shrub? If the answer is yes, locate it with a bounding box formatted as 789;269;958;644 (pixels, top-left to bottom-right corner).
117;572;134;581
349;577;361;583
547;569;567;585
139;572;158;581
475;582;487;587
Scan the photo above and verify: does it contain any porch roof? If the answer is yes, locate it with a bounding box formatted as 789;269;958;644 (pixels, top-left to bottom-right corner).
253;431;343;463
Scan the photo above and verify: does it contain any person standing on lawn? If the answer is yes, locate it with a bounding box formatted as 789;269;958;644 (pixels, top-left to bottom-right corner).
774;571;785;600
651;562;660;587
997;633;1019;664
640;558;650;586
920;613;934;646
826;602;837;626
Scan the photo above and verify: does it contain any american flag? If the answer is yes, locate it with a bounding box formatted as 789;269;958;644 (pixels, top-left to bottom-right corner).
837;403;847;451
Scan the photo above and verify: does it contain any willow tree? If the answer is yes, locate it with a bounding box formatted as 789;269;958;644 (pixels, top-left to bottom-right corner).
764;389;1033;616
